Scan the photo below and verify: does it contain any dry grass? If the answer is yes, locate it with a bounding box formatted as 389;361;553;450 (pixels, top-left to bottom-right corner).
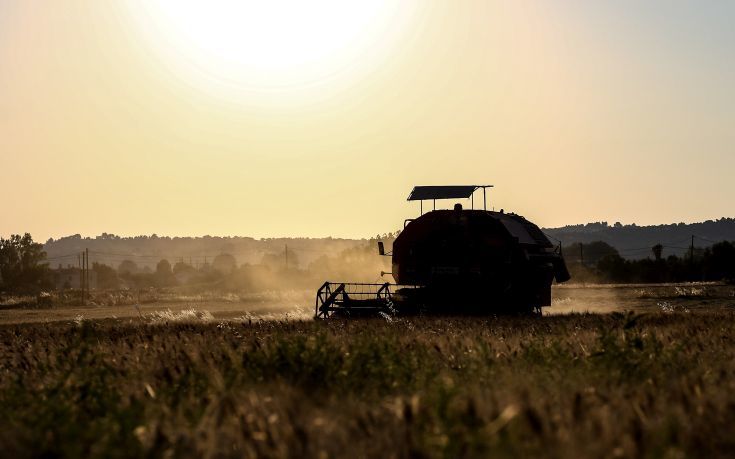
1;311;735;458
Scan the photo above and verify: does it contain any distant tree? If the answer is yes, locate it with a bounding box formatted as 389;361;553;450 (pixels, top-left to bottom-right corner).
212;253;237;274
93;262;119;290
125;273;157;289
118;260;138;275
173;261;195;276
596;254;630;282
0;233;51;293
705;241;735;281
564;241;619;265
156;259;172;276
155;259;176;287
652;244;663;262
260;251;299;271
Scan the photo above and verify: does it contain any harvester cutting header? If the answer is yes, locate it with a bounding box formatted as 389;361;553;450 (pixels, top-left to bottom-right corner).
315;185;570;318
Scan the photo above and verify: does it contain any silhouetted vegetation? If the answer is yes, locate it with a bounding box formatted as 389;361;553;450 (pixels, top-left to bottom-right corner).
566;240;735;284
44;233;398;272
6;228;735;299
92;262;119;290
546;218;735;259
0;234;51;294
2;232;396;301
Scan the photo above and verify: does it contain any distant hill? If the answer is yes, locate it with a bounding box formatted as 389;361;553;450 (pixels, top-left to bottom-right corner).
42;218;735;270
543;218;735;259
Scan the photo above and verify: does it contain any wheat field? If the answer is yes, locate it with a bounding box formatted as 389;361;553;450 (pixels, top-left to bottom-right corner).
1;309;734;458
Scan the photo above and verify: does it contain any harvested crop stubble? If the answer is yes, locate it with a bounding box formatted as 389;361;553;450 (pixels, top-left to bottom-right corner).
1;311;735;458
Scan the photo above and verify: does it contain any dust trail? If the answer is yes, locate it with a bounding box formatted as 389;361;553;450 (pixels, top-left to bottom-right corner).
146;308;215;324
548;284;626;315
547;282;733;315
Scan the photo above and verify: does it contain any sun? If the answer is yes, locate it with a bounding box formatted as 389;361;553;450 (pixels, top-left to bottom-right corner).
131;1;409;98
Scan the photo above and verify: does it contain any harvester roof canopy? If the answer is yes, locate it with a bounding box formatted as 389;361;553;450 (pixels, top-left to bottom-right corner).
407;185;492;201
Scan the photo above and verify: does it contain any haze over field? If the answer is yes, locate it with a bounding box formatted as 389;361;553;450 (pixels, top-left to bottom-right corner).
2;1;735;240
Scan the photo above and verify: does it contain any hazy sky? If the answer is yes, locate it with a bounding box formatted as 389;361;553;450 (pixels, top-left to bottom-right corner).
2;1;734;240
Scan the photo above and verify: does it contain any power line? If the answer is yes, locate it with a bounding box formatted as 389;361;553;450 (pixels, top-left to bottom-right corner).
694;235;723;244
88;251;223;259
616;246;655;253
44;252;82;261
658;236;696;247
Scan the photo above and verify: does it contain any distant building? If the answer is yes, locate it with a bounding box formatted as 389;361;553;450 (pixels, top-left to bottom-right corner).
51;266;97;290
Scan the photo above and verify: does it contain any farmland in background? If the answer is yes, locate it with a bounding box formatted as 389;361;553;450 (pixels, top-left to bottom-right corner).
1;283;733;324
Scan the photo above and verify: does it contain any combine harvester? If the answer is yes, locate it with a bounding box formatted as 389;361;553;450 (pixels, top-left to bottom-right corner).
315;185;570;318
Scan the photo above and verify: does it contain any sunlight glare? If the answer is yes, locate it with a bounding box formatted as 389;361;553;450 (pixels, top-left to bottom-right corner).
134;0;408;98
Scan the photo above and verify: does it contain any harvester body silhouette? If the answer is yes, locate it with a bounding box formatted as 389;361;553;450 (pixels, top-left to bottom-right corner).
315;186;570;318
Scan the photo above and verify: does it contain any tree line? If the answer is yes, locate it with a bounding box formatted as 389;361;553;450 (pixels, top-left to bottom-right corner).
564;240;735;284
1;233;392;295
4;232;735;295
545;218;735;260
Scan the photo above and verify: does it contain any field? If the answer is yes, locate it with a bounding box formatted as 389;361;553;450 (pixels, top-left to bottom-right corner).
1;283;733;324
1;285;735;458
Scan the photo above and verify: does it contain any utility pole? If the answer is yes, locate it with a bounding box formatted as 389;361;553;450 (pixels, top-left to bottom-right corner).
78;253;83;304
81;251;86;305
580;244;584;267
85;248;89;301
690;235;695;262
689;235;696;282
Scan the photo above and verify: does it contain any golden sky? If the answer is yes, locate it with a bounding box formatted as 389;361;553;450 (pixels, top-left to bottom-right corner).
2;1;734;240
